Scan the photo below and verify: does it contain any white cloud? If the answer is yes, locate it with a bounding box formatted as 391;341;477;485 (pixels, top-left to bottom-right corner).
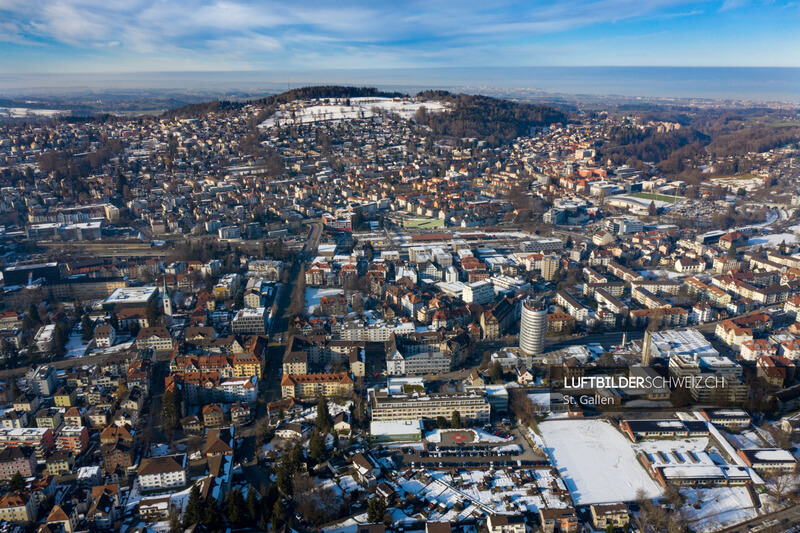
0;0;788;71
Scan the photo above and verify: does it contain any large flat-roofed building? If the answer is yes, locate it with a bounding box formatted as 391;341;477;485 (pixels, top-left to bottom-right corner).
666;341;748;404
102;286;158;311
645;329;718;361
737;448;798;473
43;277;129;301
3;262;60;286
519;238;563;253
231;307;268;334
369;420;423;443
463;281;494;305
369;378;490;423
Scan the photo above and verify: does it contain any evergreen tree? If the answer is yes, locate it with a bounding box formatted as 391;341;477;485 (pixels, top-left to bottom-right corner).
27;304;40;326
367;497;386;523
246;487;261;521
81;313;94;341
224;489;247;525
451;410;462;429
182;485;203;528
145;300;159;328
202;496;222;528
309;430;326;463
162;387;183;435
276;464;293;495
316;396;333;432
272;500;286;530
53;324;68;356
491;361;503;383
109;312;119;331
8;472;24;492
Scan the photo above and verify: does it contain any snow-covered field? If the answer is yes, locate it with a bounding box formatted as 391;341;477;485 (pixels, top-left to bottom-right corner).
748;233;799;247
304;287;344;314
291;400;352;425
392;468;568;521
612;194;679;209
681;487;757;532
64;333;90;359
639;268;691;280
0;107;68;118
538;419;663;505
259;97;446;129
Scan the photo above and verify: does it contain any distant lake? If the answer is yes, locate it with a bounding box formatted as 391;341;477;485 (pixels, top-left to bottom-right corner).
2;67;800;103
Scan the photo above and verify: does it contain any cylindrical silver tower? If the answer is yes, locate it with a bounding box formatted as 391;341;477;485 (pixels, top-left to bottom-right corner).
520;299;547;355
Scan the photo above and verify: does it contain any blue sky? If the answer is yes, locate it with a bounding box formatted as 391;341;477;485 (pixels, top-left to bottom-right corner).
0;0;798;73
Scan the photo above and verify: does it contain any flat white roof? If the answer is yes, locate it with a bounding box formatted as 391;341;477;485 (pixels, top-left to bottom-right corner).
370;419;422;436
104;286;157;304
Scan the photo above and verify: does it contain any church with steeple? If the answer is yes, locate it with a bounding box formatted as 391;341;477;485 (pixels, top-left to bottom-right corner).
162;277;173;327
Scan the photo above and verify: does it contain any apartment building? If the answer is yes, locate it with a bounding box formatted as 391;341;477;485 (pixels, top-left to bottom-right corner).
138;454;187;491
167;373;258;405
0;428;55;460
386;351;451;376
0;492;36;523
56;426;89;455
590;504;629;530
280;373;354;400
0;447;36;480
556;290;589;322
135;327;174;353
487;514;527;533
369;382;490;423
170;352;262;379
539;508;579;533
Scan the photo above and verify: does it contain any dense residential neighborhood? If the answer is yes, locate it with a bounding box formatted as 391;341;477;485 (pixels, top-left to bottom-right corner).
0;86;798;533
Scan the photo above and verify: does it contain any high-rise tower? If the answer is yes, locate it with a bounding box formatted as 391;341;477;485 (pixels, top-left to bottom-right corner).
520;299;547;356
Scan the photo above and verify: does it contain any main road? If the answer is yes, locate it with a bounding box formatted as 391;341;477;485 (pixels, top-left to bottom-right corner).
262;221;323;403
718;503;800;533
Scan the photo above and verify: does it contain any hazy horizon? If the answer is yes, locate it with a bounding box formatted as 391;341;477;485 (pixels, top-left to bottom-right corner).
3;66;800;104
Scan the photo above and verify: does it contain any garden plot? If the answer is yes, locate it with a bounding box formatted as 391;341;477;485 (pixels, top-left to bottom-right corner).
538;419;663;505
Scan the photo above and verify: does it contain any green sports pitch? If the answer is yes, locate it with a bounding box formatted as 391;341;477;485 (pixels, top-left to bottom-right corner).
628;192;681;203
404;218;445;228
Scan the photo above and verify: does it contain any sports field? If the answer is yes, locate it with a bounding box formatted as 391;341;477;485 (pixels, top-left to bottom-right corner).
404;218;445;229
629;192;681;203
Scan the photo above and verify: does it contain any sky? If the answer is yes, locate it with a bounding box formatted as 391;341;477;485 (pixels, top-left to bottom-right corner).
0;0;799;74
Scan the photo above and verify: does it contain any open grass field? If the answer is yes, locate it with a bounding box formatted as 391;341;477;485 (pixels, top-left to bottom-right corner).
404;218;445;229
